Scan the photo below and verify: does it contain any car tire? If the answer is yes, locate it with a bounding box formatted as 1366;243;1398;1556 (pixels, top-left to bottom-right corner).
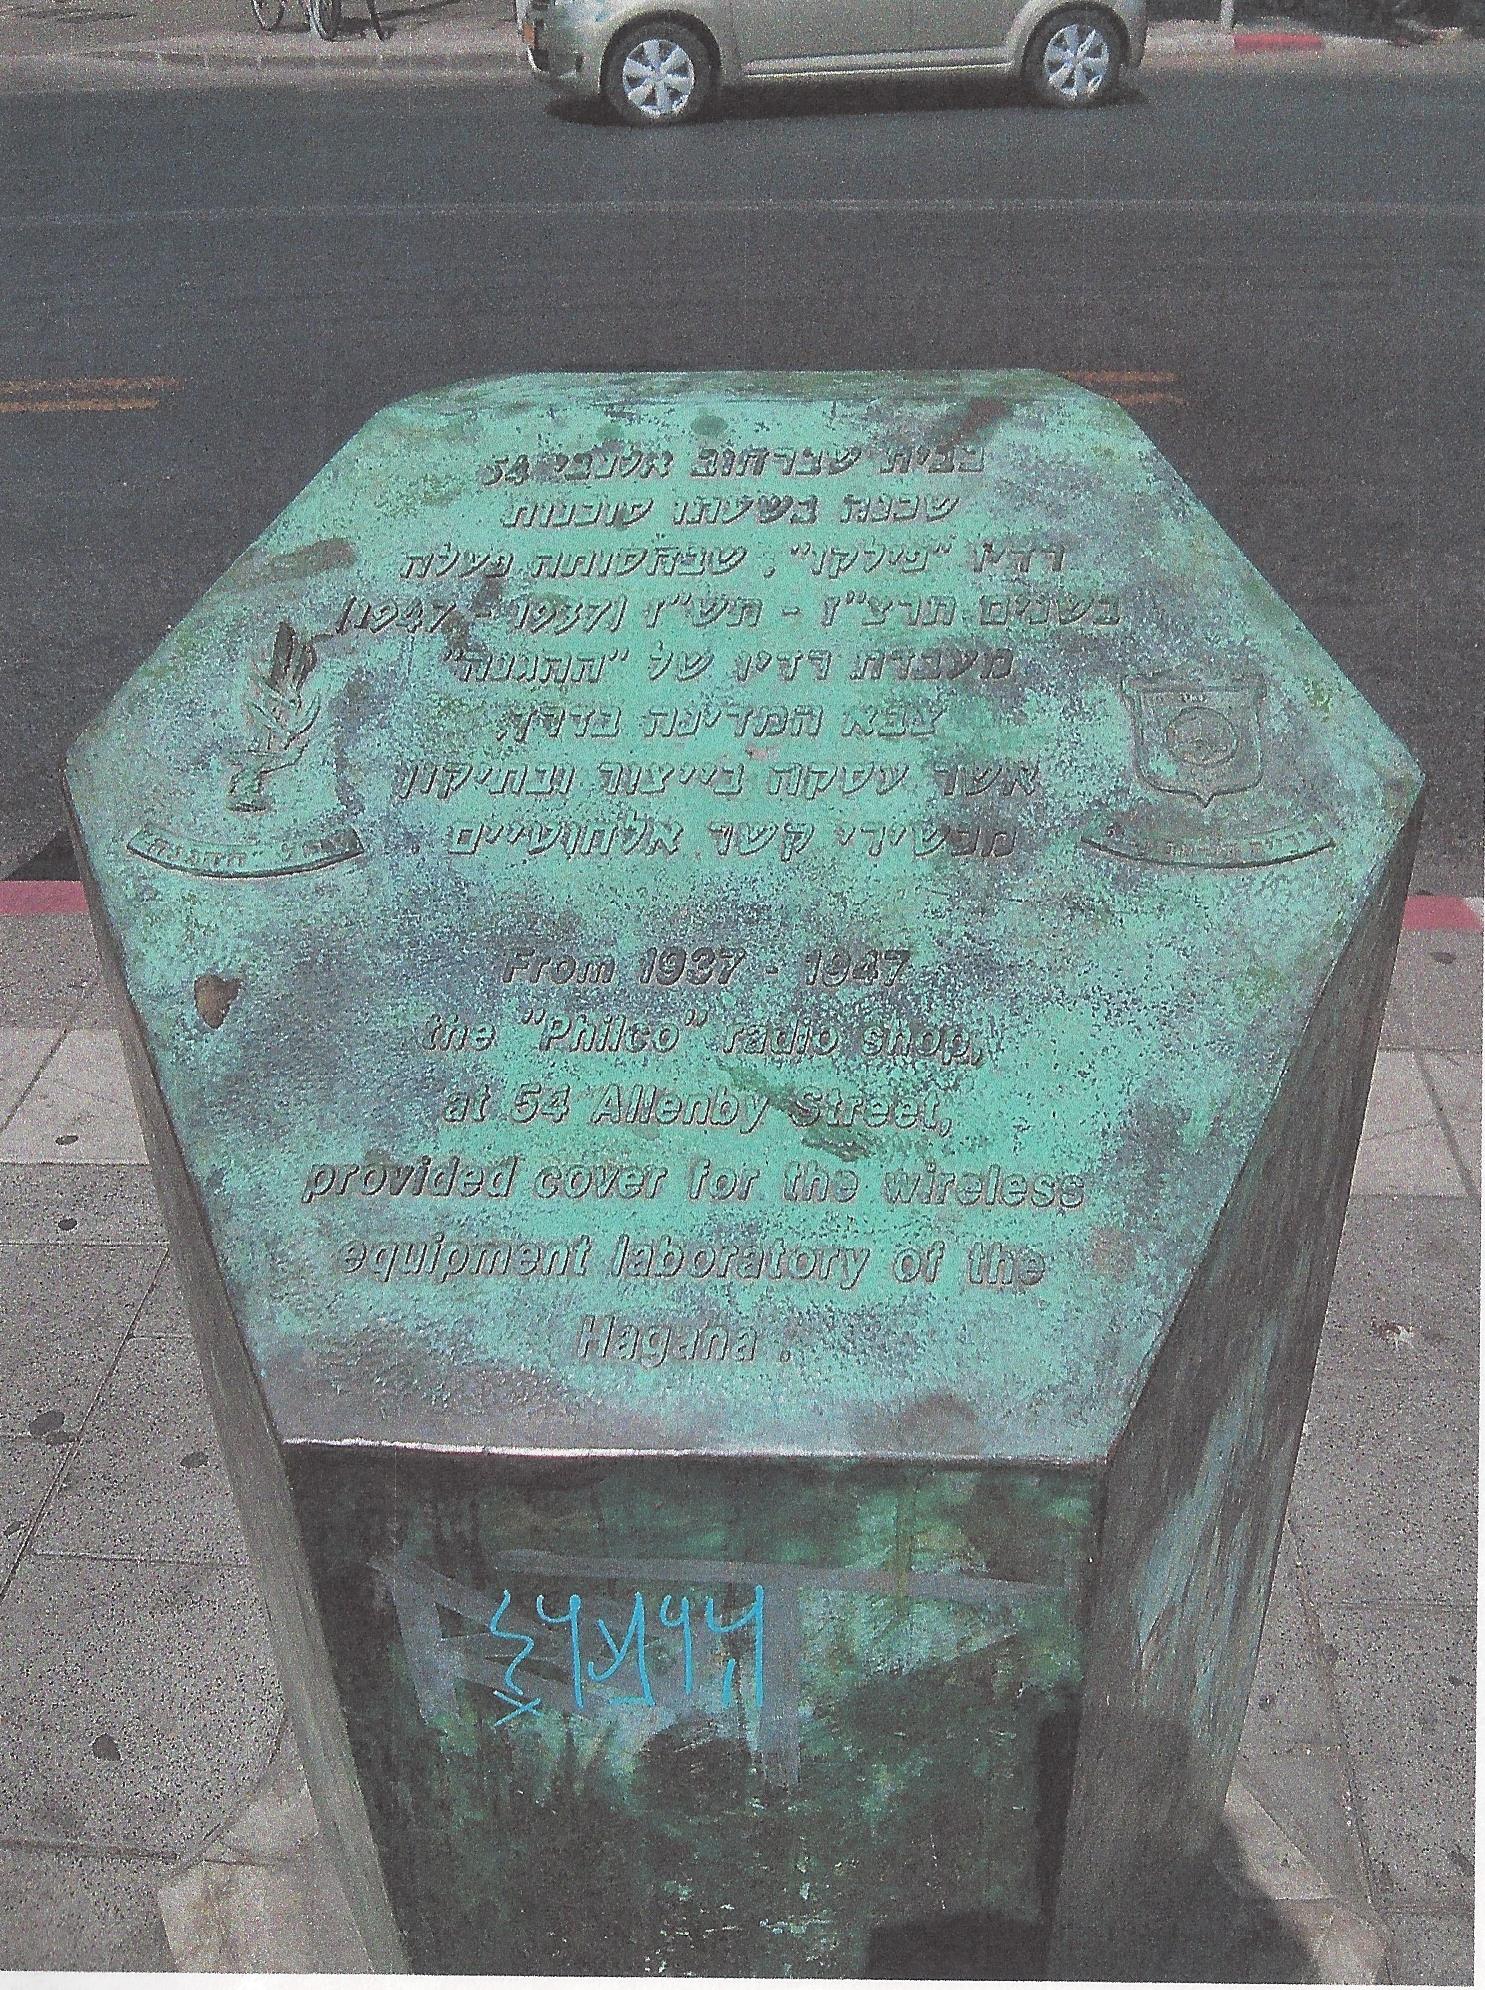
1023;7;1122;106
603;20;714;127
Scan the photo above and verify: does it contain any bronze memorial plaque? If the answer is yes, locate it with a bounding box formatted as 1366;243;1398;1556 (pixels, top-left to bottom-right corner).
65;371;1420;1976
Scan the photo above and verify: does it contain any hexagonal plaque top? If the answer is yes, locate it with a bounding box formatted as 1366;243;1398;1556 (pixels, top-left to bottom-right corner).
66;371;1417;1467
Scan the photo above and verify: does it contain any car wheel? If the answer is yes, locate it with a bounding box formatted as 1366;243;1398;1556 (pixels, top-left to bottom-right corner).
603;20;714;127
1024;8;1122;106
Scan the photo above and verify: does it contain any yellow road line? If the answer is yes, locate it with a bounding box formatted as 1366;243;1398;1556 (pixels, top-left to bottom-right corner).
0;395;161;413
0;375;182;393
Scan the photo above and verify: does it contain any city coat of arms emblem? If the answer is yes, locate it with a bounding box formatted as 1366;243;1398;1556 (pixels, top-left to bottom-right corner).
1125;676;1264;808
1084;668;1332;870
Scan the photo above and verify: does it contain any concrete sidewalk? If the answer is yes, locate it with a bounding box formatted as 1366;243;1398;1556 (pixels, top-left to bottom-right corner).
0;0;1481;89
0;873;1477;1978
0;0;528;84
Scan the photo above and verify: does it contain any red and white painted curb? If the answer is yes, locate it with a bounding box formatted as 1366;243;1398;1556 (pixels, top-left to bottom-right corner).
1232;29;1325;51
0;879;87;915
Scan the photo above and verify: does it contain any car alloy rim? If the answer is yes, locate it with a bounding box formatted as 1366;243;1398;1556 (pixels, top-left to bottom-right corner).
621;37;697;116
1043;20;1111;98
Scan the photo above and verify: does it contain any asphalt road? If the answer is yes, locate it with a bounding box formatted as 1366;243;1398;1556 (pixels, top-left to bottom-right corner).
1;65;1480;884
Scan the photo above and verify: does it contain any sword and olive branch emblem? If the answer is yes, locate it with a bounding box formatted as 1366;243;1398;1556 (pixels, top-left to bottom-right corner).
226;619;323;813
125;614;362;877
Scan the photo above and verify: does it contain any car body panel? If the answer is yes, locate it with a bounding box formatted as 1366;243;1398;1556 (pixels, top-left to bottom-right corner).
907;0;1018;58
524;0;1145;100
732;0;919;67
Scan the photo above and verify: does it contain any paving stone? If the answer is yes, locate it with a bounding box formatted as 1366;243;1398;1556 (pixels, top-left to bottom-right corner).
157;1726;370;1975
129;1255;192;1338
1319;1195;1479;1374
0;1029;146;1165
1350;1051;1471;1198
159;1840;371;1974
1234;1741;1374;1924
1381;931;1484;1055
0;1843;175;1969
1381;931;1484;1056
1385;1906;1476;1985
152;1727;370;1974
0;915;101;1028
1288;1360;1476;1608
1200;1778;1387;1981
0;1243;161;1440
0;1026;61;1129
210;1716;314;1862
1323;1607;1475;1910
1420;1051;1482;1196
0;1553;282;1856
34;1334;248;1565
0;1163;165;1245
0;1440;64;1585
67;978;123;1031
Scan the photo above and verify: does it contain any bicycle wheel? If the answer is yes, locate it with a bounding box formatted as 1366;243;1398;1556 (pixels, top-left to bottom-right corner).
251;0;285;30
307;0;339;40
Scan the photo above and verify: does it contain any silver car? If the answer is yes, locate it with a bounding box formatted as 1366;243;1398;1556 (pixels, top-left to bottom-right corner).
520;0;1145;122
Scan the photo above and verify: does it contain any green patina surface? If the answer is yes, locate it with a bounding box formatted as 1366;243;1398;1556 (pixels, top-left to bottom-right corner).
66;372;1421;1973
64;370;1419;1465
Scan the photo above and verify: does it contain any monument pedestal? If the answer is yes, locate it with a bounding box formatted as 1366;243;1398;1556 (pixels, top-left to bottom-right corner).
68;371;1420;1975
155;1720;1388;1981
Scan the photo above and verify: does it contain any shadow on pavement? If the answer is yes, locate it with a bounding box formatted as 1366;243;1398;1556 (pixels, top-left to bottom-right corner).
547;70;1162;129
365;0;463;30
859;1813;1316;1982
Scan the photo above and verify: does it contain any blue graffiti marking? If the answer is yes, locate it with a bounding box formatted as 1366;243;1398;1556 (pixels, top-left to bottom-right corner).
486;1589;544;1729
586;1591;656;1707
424;1572;764;1729
380;1548;1053;1787
658;1593;694;1695
534;1591;585;1712
705;1586;765;1712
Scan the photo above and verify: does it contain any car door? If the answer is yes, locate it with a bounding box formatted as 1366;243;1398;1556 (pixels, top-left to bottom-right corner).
911;0;1018;58
730;0;920;70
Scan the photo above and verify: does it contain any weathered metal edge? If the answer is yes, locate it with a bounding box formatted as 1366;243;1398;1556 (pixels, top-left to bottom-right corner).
1100;786;1425;1470
1047;791;1421;1973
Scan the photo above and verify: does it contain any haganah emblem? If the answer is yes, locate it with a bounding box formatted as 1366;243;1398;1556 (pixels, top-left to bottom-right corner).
1125;675;1264;808
226;620;322;813
1084;669;1332;871
126;618;362;879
